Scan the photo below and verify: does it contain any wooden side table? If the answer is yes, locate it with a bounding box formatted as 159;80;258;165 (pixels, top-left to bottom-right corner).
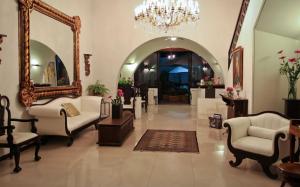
278;120;300;187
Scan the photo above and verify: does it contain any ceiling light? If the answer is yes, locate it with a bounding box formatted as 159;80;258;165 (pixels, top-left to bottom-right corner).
134;0;200;33
170;37;177;41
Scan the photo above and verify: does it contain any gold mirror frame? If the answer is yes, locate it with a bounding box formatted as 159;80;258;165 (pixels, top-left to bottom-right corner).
18;0;82;107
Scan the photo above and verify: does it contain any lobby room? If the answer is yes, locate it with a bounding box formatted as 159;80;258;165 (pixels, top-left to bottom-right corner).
0;0;300;187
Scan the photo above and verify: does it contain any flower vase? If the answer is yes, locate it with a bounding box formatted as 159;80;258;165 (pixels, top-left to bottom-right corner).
288;80;297;100
112;104;123;119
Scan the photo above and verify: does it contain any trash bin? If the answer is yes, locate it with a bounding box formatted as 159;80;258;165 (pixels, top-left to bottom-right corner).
209;114;223;129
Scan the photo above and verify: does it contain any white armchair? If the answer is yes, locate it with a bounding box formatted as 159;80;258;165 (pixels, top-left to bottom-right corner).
224;111;299;179
28;96;102;146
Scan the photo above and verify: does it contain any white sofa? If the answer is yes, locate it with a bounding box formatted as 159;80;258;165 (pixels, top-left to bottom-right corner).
224;111;299;179
28;96;102;146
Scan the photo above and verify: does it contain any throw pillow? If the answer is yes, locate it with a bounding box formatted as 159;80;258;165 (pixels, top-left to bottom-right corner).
61;103;80;117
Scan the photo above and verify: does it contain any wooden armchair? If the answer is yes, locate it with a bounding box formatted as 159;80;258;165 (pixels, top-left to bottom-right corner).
139;84;148;112
0;95;41;173
122;87;136;119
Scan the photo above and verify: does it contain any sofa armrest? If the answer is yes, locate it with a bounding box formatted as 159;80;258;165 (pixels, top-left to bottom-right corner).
274;126;289;141
224;117;251;143
28;106;64;118
81;96;102;114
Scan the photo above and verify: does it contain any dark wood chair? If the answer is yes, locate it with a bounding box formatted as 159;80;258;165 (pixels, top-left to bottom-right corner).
139;84;148;112
0;94;41;173
122;86;136;119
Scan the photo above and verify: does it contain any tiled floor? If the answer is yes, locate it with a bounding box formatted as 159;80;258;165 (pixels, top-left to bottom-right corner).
0;105;283;187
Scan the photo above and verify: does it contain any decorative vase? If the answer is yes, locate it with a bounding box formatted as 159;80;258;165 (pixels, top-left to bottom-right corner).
112;104;123;119
288;80;297;99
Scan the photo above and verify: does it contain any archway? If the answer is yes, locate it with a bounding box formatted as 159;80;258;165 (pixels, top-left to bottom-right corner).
119;37;224;82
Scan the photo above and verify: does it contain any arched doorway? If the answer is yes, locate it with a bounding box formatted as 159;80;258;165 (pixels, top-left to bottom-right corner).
118;37;224;104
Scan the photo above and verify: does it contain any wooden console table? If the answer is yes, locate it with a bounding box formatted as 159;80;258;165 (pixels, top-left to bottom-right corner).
97;111;134;146
284;99;300;119
220;94;248;119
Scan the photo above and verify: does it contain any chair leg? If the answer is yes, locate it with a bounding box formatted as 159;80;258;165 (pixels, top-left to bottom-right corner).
260;163;278;179
280;181;286;187
229;155;244;167
34;138;41;161
13;146;21;173
9;148;13;159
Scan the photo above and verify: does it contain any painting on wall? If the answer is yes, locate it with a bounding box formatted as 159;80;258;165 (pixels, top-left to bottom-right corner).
231;46;243;89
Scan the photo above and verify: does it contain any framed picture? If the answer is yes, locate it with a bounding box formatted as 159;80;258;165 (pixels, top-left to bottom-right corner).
231;46;243;89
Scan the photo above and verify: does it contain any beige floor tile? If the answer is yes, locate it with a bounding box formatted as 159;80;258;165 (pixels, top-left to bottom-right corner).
0;105;283;187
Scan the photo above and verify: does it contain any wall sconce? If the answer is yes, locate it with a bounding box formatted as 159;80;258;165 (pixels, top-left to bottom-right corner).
84;54;92;76
0;34;7;65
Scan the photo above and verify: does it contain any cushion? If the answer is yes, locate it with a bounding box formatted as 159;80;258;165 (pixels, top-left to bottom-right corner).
247;126;275;140
232;136;273;156
61;103;80;117
0;132;38;144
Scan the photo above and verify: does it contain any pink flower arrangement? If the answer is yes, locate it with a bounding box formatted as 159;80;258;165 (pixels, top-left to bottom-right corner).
226;87;234;92
277;49;300;99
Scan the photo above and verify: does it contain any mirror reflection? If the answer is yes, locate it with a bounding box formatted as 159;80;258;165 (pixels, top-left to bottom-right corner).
30;40;70;87
30;10;73;87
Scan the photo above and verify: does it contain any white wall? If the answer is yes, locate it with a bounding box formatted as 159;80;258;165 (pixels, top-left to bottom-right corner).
253;30;300;113
227;0;265;113
92;0;242;95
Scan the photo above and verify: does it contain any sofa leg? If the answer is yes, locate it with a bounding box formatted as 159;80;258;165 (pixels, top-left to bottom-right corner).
67;136;74;147
229;155;244;167
261;163;278;179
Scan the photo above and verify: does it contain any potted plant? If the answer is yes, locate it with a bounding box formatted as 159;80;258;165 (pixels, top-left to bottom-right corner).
278;49;300;99
87;80;109;96
111;89;123;119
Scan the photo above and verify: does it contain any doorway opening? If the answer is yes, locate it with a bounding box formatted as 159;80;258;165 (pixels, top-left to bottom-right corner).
133;48;214;104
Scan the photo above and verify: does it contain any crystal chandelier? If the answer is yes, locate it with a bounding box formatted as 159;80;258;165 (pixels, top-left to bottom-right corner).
134;0;200;33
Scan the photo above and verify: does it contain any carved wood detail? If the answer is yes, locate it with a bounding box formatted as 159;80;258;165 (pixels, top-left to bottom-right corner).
18;0;82;107
228;0;250;69
0;34;7;65
84;54;92;76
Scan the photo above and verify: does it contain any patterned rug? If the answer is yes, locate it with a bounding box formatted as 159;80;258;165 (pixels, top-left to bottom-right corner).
134;129;199;153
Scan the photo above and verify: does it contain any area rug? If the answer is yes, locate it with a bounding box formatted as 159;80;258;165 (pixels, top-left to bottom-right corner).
134;129;199;153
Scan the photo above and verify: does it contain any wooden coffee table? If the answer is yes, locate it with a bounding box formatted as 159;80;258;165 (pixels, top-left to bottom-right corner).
97;111;134;146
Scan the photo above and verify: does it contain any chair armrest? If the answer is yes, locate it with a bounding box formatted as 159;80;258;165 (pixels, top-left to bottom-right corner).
81;96;102;113
11;118;39;133
224;117;251;143
28;106;64;118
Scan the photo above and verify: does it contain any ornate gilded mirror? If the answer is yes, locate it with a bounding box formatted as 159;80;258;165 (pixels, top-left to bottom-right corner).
18;0;82;107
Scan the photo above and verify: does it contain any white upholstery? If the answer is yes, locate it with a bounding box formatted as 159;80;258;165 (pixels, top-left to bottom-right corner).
0;132;38;144
121;97;134;109
28;96;102;137
224;113;297;159
233;136;273;156
247;126;275;140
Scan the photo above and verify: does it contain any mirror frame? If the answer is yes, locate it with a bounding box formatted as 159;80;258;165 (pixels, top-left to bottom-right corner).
18;0;82;107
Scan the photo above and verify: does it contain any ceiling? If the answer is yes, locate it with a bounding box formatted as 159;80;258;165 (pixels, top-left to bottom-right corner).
256;0;300;40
